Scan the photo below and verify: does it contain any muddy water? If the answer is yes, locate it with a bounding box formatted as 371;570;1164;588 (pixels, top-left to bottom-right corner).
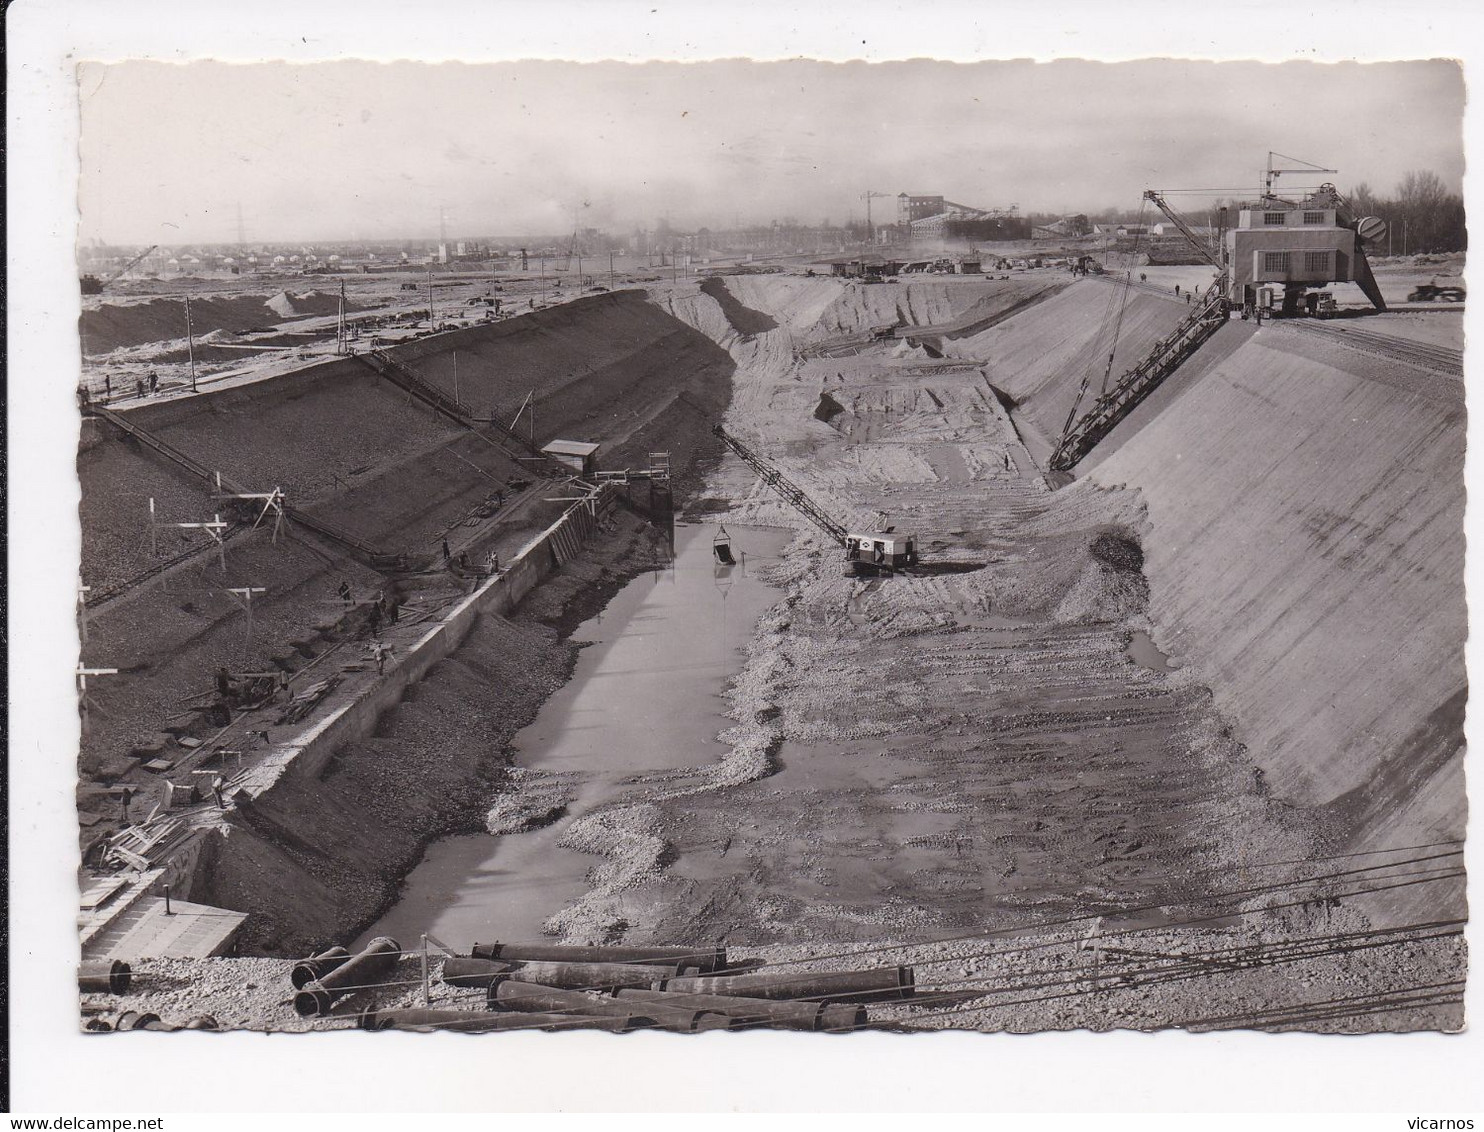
1127;628;1176;672
365;522;792;949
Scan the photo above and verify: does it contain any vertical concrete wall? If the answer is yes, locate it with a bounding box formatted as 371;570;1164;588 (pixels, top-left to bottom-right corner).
280;486;617;783
179;486;621;898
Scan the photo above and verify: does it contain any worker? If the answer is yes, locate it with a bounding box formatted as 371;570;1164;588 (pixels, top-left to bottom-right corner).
442;538;452;565
372;641;391;675
368;601;382;638
1174;283;1181;297
387;597;400;625
212;775;227;810
135;378;146;400
119;786;134;823
458;551;469;571
1186;293;1192;305
148;371;159;395
214;666;233;701
104;375;112;400
338;579;352;607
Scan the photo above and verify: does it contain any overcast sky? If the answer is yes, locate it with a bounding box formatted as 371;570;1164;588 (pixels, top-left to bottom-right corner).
78;58;1464;245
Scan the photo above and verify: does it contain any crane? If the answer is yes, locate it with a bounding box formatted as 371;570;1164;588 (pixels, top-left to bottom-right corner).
1262;151;1338;200
859;191;892;242
712;425;920;575
1142;191;1223;270
80;244;158;295
1053;152;1384;473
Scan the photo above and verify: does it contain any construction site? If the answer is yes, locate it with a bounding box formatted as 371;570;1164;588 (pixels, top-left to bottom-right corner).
71;158;1468;1039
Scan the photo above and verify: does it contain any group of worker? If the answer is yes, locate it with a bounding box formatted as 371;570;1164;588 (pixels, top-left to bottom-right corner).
441;537;503;577
81;371;160;407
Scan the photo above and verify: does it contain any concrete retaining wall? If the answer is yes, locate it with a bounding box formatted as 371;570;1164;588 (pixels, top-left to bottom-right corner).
176;484;620;900
273;485;617;785
1088;336;1465;821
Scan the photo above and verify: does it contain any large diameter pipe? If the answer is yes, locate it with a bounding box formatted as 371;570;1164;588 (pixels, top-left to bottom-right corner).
358;1007;643;1034
501;960;667;990
294;936;402;1017
612;988;851;1032
78;959;131;995
115;1011;169;1032
488;979;732;1033
440;957;515;989
472;942;728;973
290;946;352;989
660;966;913;1003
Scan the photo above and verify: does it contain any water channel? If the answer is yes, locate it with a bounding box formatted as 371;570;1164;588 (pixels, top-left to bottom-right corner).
365;522;792;949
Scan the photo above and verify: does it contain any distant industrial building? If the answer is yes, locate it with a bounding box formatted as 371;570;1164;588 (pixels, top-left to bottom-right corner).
898;193;1030;242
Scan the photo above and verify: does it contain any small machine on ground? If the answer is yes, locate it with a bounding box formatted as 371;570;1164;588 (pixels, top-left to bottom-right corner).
711;425;921;578
1408;283;1465;303
845;533;918;574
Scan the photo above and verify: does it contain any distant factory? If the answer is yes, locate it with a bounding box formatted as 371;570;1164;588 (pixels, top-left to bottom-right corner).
897;193;1032;242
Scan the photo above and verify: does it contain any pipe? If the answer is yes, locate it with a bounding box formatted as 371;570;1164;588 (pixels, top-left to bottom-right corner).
115;1011;168;1032
293;936;402;1017
78;959;131;995
290;945;352;989
472;942;728;973
502;960;668;990
487;979;732;1033
611;988;866;1032
440;957;515;989
357;1007;644;1034
660;966;913;1003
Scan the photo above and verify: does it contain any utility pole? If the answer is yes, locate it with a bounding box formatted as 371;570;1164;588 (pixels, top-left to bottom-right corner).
427;267;434;325
540;255;546;304
336;279;348;354
184;295;198;393
609;250;615;290
452;351;459;406
226;586;267;642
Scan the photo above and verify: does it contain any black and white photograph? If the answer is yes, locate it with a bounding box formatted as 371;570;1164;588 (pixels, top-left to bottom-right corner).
6;0;1482;1118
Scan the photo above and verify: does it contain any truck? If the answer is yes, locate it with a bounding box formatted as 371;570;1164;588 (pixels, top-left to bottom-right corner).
1407;283;1466;303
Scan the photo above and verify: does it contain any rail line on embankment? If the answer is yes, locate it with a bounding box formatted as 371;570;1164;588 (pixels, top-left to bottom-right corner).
1290;320;1464;376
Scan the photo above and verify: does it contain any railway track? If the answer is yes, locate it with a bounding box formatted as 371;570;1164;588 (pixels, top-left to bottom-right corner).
1292;321;1463;376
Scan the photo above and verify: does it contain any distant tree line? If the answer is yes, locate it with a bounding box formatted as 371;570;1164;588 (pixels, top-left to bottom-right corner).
1347;171;1466;255
1025;169;1465;254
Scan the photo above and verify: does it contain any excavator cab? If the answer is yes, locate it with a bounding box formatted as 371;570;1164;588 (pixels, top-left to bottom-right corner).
845;532;917;576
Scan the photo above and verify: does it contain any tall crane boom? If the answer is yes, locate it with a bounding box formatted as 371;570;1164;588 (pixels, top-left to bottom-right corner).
711;425;849;545
860;190;891;237
80;244;158;295
1142;192;1222;270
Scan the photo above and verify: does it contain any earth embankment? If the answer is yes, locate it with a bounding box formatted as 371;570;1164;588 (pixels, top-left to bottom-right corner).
80;290;361;355
1087;331;1465;856
937;278;1196;458
77;294;735;877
